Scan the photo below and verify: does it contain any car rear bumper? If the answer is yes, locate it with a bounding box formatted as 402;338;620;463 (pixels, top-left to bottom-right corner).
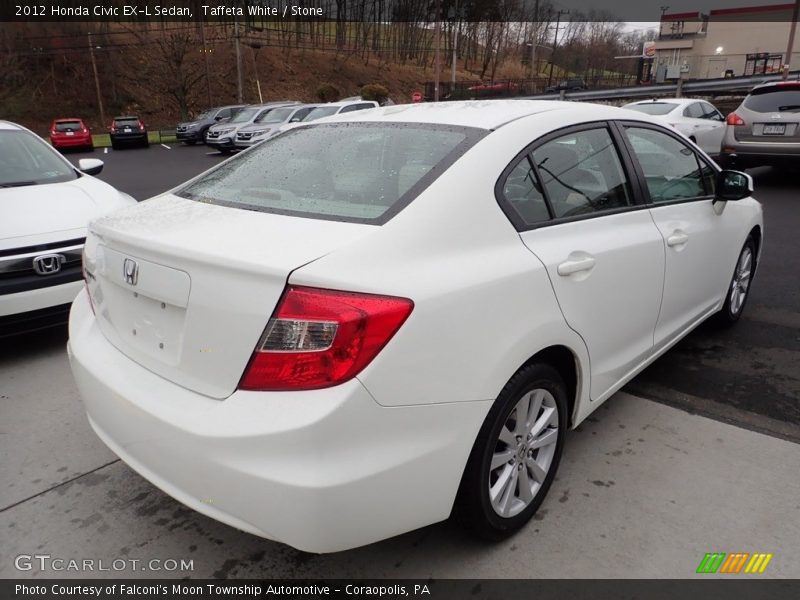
720;135;800;166
51;136;93;148
111;133;148;144
67;289;487;552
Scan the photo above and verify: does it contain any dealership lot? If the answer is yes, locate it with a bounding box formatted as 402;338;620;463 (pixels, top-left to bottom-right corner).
1;144;798;578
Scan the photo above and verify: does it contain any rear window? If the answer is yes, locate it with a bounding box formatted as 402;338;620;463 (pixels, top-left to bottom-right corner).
176;122;485;224
625;102;678;116
744;86;800;113
54;121;82;131
114;118;139;126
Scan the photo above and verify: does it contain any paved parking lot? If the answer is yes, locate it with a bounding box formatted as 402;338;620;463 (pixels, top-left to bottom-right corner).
1;143;798;578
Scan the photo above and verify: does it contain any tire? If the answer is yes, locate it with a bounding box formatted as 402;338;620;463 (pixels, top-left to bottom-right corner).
183;140;197;145
714;236;756;326
219;148;231;155
455;362;567;541
110;141;119;150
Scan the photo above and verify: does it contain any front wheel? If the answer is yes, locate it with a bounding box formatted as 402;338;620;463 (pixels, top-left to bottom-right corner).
456;362;567;540
715;236;756;326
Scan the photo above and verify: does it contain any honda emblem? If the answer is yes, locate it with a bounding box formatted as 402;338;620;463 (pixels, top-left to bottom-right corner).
123;258;139;286
32;254;64;276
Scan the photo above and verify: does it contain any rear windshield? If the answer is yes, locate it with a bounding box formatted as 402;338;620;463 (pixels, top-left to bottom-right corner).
176;122;485;224
625;103;678;116
0;130;77;187
744;86;800;113
255;107;294;123
230;108;259;123
114;118;139;126
55;121;82;131
303;106;339;121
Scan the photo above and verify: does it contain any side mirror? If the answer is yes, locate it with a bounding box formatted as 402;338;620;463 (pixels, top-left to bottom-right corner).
215;115;223;121
78;158;104;176
715;169;752;201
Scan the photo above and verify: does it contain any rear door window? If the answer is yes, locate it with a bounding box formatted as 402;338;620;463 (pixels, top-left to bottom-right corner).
500;158;551;226
530;127;633;218
684;103;704;119
177;123;485;224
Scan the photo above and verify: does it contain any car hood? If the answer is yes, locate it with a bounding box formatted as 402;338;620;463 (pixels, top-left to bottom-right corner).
0;176;135;250
237;123;281;133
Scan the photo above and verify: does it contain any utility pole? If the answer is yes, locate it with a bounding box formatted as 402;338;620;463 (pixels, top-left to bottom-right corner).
234;9;243;102
251;44;263;103
529;0;540;80
434;0;441;101
783;0;800;80
548;10;569;88
87;32;105;127
200;20;212;106
451;0;459;86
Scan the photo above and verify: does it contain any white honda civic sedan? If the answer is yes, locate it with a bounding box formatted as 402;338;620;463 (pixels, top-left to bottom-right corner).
68;101;763;552
623;98;727;156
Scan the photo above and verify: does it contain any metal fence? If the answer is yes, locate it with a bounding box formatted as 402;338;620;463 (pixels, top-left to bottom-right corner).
423;74;640;101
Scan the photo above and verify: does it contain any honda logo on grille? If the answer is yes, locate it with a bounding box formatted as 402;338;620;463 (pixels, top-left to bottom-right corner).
32;254;64;275
123;258;139;286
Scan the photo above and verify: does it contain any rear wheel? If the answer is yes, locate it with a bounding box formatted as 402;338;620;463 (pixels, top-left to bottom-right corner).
456;362;567;540
715;236;756;326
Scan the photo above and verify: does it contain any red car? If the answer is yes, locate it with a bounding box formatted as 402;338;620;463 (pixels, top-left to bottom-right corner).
50;118;94;151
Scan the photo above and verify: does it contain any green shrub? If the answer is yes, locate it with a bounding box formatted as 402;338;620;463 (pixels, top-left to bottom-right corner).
360;83;390;105
316;83;341;102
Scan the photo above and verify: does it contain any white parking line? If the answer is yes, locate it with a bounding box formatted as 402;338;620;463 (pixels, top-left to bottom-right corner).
160;144;171;150
104;147;108;154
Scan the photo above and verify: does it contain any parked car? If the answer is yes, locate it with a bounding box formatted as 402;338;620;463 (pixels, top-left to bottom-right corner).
234;104;321;149
544;78;586;94
176;105;246;145
69;101;762;553
719;80;800;169
49;118;93;152
109;116;149;149
0;121;134;336
299;99;379;121
623;98;726;157
205;102;298;154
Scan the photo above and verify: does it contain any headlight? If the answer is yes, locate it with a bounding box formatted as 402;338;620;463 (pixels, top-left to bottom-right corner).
253;129;272;137
186;122;198;129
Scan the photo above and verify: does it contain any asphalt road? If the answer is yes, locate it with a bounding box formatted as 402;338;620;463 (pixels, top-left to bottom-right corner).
0;143;798;578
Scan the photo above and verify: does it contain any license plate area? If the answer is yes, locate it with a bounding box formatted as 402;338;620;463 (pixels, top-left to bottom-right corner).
762;124;786;135
66;131;75;136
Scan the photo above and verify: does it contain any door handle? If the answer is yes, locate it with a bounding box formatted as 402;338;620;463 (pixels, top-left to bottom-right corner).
557;256;596;276
667;232;689;247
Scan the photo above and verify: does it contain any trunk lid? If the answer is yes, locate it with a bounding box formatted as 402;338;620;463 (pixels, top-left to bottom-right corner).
85;194;375;399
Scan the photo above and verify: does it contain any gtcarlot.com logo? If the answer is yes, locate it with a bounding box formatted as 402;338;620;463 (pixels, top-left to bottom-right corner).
696;552;773;574
14;554;194;572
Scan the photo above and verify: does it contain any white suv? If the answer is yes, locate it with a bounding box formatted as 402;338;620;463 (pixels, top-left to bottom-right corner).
0;121;134;336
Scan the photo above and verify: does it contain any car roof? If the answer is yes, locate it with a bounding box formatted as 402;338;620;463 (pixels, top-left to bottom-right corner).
314;100;622;130
627;98;695;107
0;120;24;131
53;117;85;122
319;99;378;107
114;115;140;119
751;80;800;92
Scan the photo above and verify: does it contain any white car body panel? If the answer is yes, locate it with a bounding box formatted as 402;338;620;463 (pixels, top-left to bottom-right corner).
68;101;763;552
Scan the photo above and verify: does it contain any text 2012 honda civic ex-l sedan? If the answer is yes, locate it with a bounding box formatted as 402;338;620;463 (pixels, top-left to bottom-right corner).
68;101;763;553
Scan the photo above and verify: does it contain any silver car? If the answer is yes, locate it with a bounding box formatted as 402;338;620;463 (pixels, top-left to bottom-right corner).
720;80;800;169
233;104;321;149
205;102;298;154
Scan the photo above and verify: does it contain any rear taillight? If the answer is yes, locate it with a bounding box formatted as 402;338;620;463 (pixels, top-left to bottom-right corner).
137;120;145;129
81;250;96;315
727;112;746;126
239;286;414;391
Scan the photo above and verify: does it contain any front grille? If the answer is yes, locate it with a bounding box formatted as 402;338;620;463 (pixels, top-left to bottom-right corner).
0;303;72;337
207;131;220;139
237;132;253;140
0;241;84;295
177;126;188;132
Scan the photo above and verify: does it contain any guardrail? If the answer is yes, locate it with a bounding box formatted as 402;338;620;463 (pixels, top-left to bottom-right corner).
519;71;800;102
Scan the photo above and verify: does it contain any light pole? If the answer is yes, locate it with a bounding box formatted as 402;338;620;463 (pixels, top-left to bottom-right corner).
250;43;263;103
87;32;105;127
783;0;800;80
